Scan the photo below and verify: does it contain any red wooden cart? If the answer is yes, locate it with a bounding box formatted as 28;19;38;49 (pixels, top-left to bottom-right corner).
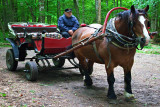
6;22;79;81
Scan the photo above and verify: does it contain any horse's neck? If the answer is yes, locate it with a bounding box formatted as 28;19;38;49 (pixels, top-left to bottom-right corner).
114;18;131;37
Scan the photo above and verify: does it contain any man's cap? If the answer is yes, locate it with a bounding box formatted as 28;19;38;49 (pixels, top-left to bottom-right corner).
65;8;72;12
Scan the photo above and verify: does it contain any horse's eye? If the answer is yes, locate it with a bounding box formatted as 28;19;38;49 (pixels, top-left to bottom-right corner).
148;21;150;27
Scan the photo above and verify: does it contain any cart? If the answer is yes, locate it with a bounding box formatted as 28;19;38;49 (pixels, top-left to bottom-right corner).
6;22;79;81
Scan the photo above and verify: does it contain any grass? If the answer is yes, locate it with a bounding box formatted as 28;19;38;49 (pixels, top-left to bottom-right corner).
136;43;160;54
0;31;12;47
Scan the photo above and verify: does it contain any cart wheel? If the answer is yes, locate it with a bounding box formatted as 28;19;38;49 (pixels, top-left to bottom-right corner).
25;61;38;81
52;58;65;68
6;49;18;71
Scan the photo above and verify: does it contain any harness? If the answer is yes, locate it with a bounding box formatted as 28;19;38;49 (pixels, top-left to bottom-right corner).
106;18;145;50
91;17;146;67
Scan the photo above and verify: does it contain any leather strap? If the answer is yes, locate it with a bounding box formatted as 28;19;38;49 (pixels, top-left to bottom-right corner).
92;41;104;63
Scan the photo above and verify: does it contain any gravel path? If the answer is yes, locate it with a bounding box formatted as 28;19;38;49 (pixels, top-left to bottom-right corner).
0;47;160;107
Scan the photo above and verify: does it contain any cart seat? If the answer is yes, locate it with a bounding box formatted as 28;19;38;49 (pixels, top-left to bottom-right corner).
12;26;58;33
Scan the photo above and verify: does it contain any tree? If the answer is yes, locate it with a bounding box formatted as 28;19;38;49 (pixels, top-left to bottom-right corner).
73;0;80;21
97;0;101;24
82;0;85;23
2;0;8;31
95;0;101;24
38;0;45;23
120;0;122;7
46;0;51;24
57;0;61;22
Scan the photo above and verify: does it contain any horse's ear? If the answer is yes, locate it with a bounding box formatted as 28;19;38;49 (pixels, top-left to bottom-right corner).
131;5;135;13
144;5;149;12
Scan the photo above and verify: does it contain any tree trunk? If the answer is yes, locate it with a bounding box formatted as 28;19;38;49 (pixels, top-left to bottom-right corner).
14;0;18;22
95;0;98;22
25;1;36;22
2;0;8;31
0;18;6;39
32;0;37;22
57;0;61;22
106;0;108;11
82;0;85;23
73;0;80;21
10;0;15;21
97;0;101;24
113;0;115;16
38;0;45;23
113;0;115;7
117;0;118;13
47;0;51;24
120;0;122;7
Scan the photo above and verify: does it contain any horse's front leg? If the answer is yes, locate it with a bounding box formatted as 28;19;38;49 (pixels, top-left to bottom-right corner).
123;68;134;100
105;66;117;99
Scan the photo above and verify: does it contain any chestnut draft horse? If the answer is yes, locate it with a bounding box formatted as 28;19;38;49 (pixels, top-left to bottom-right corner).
72;5;150;99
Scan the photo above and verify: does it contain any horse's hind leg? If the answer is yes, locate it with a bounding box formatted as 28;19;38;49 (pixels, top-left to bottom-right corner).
105;66;117;99
76;54;93;86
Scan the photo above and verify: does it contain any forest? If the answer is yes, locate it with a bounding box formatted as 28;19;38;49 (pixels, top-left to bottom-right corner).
0;0;160;43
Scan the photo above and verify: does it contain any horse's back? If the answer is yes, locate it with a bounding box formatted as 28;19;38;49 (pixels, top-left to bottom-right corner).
72;23;102;43
88;23;102;29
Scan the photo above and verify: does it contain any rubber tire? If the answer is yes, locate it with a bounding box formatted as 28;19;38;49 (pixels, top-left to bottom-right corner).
52;58;65;68
6;49;18;71
25;61;38;81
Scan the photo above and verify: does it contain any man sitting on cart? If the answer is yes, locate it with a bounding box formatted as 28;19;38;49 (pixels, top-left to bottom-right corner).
58;8;79;38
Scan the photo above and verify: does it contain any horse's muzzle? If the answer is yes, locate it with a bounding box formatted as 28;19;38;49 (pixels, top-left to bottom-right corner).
140;37;146;48
143;37;150;46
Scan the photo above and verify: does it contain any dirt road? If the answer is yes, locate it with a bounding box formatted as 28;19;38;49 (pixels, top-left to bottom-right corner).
0;47;160;107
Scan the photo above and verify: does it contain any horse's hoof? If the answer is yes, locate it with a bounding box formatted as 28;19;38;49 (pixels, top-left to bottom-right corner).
84;81;93;86
107;94;117;100
107;99;118;104
84;79;93;86
124;91;135;101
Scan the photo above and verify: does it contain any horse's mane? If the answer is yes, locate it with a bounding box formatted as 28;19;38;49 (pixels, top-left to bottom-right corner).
117;10;131;21
117;9;148;22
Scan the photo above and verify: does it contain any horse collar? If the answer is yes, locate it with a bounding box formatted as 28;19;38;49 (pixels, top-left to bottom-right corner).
105;18;141;50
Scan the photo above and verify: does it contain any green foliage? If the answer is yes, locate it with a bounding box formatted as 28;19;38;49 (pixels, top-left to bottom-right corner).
137;43;160;54
29;90;36;94
0;93;7;97
0;31;10;43
133;0;160;42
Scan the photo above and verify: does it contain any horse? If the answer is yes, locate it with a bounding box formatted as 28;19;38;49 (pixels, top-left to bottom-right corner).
72;5;150;100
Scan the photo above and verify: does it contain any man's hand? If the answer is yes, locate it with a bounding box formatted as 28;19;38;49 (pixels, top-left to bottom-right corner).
68;30;74;36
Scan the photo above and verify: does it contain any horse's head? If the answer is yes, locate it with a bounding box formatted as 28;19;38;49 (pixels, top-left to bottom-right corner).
116;5;150;47
129;5;150;46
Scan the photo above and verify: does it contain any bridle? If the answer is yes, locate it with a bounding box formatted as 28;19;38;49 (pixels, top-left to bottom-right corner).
105;12;149;50
130;12;149;50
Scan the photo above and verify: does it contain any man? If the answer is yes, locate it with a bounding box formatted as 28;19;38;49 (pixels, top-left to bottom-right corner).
58;8;79;38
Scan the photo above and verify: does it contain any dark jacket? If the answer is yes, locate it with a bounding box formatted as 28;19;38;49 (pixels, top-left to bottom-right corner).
58;14;79;32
